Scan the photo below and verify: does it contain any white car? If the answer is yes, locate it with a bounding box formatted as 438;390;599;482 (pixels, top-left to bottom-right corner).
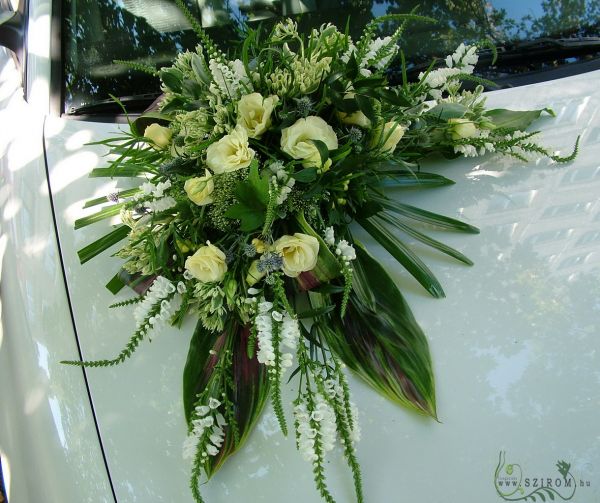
1;1;599;502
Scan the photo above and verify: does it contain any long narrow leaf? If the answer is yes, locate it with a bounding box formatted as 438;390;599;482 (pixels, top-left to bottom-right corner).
77;225;130;264
378;213;473;265
380;171;456;188
373;197;480;234
358;217;445;298
74;203;124;230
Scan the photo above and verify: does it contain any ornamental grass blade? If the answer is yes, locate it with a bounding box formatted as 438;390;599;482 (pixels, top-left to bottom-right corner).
358;217;445;298
182;321;269;478
316;245;437;418
374;197;480;234
378;213;474;266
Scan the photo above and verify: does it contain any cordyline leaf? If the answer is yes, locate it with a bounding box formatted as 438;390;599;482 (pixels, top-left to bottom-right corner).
182;321;269;478
314;245;437;418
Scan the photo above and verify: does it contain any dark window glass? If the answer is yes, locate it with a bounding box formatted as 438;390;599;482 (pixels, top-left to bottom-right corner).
62;0;600;113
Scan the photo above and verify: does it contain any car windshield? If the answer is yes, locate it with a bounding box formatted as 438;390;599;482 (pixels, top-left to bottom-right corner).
62;0;600;114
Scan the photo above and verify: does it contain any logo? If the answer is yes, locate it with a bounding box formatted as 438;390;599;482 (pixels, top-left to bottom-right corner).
494;451;591;501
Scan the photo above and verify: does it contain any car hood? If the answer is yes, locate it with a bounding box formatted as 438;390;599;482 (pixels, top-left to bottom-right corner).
44;70;600;502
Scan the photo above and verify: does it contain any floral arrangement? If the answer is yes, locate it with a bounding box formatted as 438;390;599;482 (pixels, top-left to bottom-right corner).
66;4;578;503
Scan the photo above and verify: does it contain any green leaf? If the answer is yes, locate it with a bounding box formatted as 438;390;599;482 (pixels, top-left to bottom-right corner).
160;68;184;93
105;272;126;294
183;322;269;477
74;203;124;230
89;166;150;178
379;213;473;265
484;107;554;130
190;53;212;85
374;197;480;234
310;139;330;167
314;244;437;418
182;79;203;100
427;103;468;120
77;225;130;264
292;167;317;183
358;217;445;298
380;171;456;188
355;94;377;123
377;87;411;107
224;161;269;231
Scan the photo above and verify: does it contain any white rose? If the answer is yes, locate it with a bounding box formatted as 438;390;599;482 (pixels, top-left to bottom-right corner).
273;233;319;278
237;93;279;138
280;116;338;168
184;170;214;206
206;125;255;174
144;123;172;150
448;118;477;140
371;121;405;154
185;242;227;283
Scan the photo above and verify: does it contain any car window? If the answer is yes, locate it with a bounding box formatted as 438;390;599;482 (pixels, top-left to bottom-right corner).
61;0;600;114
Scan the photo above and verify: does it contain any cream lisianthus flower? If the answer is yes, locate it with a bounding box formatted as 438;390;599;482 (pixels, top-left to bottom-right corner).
206;125;255;174
448;118;477;140
280;116;338;169
371;121;405;154
273;233;319;277
185;242;228;283
184;170;214;206
336;92;371;128
237;93;279;138
144;123;172;150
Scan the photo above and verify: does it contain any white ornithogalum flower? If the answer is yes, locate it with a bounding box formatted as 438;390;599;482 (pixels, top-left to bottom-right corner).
145;196;177;213
324;226;335;247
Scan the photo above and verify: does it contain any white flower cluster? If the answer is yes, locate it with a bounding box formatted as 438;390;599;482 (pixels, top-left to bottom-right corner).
269;161;295;205
182;398;227;460
294;394;337;462
135;180;177;213
133;276;176;329
335;240;356;262
324;226;335;247
208;58;251;98
145;196;177;213
255;300;297;371
420;44;479;98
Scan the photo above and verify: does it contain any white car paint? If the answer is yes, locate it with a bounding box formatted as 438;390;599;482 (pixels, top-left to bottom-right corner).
2;1;600;501
0;46;114;503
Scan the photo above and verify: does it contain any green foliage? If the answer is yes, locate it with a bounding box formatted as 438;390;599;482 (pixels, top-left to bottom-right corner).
224;161;270;231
